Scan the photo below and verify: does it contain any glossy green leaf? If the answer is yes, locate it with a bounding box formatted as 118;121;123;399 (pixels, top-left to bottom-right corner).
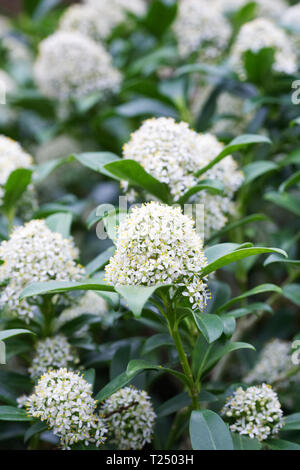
24;421;48;443
207;214;268;244
3;169;32;213
279;171;300;193
282;413;300;431
20;280;115;300
45;212;73;239
216;283;282;314
283;284;300;307
0;406;32;422
265;192;300;217
265;439;300;450
142;334;173;355
104;160;170;203
74;152;120;179
0;329;34;341
115;285;164;317
178;179;224;205
85;247;115;276
190;410;233;450
243;161;278;184
231;433;262;450
192;312;224;343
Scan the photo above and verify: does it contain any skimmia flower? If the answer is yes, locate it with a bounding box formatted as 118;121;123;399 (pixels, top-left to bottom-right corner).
0;220;84;322
0;135;33;203
105;202;210;311
60;0;146;42
101;386;156;450
222;384;284;441
34;31;122;101
55;291;108;335
29;335;80;381
231;18;297;79
174;0;231;61
244;339;300;386
26;369;107;449
122;117;244;237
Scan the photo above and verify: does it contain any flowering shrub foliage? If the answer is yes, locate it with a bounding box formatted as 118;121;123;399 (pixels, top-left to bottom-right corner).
0;0;299;453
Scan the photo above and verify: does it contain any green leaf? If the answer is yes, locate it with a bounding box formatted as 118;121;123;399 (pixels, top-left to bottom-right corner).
265;192;300;217
104;160;170;203
24;421;48;443
45;212;73;239
228;302;273;318
202;341;255;375
144;0;178;38
115;285;164;317
231;2;257;32
85;247;115;276
59;314;102;336
0;371;32;405
205;243;245;264
282;413;300;431
0;406;32;422
142;334;173;355
19;280;115;300
178;179;224;205
110;345;131;381
265;439;300;450
74;152;120;179
264;254;300;267
283;284;300;307
220;315;236;337
190;410;234;450
116;98;177;118
231;433;262;450
207;214;268;244
216;283;282;314
0;329;35;341
279;171;300;193
2;169;32;213
194;134;271;177
192;312;224;343
243;47;275;85
279;149;300;167
82;369;95;388
201;247;287;277
95;359;187;402
243;161;278;184
34;155;73;183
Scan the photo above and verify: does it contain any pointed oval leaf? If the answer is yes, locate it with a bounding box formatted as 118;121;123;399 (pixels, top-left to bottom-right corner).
190;410;234;450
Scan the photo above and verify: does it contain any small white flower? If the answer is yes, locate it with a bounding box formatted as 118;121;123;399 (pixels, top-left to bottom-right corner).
222;383;284;441
26;368;107;449
34;31;122;101
101;386;156;450
0;220;84;322
29;335;80;380
231;18;297;79
105;202;211;311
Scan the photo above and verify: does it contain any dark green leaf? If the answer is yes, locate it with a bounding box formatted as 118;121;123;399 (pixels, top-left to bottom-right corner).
190;410;233;450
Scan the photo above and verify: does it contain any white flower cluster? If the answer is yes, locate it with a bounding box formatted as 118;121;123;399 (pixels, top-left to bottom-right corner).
0;220;84;322
222;383;284;441
244;339;300;386
28;335;80;381
231;18;297;79
0;136;33;203
122;117;244;237
55;291;108;335
60;0;146;42
220;0;287;19
105;202;210;311
26;368;107;449
282;4;300;33
101;386;156;450
34;31;122;101
173;0;231;60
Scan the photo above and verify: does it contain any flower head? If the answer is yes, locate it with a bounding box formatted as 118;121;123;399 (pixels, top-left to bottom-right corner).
231;18;297;79
101;386;156;450
60;0;146;42
122;117;244;237
0;220;84;322
105;202;210;311
34;31;122;101
174;0;231;60
244;339;300;386
26;368;107;449
29;335;80;381
222;383;284;441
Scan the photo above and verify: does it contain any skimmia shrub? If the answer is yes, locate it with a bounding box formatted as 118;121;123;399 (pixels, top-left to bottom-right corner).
0;0;299;453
